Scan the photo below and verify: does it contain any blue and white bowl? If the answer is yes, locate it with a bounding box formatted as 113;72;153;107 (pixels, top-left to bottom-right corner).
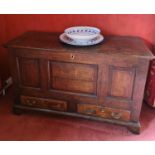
64;26;101;41
59;33;104;46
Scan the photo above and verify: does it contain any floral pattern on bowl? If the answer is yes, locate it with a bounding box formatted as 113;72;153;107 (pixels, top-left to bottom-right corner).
59;33;104;46
64;26;101;41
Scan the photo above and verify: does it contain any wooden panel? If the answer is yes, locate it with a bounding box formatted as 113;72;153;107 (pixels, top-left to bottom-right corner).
77;104;131;121
51;61;97;81
52;78;96;94
21;95;67;111
109;66;135;99
17;57;40;88
49;61;97;94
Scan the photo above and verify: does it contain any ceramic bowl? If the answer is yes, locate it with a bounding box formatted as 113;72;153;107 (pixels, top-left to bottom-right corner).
59;33;104;46
64;26;101;41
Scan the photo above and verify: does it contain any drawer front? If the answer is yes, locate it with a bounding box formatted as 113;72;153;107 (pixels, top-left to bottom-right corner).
77;104;131;121
20;96;67;111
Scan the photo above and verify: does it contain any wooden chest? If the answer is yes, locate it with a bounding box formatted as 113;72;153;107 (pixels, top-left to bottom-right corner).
6;31;154;134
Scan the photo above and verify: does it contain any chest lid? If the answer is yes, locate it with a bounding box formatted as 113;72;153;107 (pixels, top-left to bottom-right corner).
5;31;154;60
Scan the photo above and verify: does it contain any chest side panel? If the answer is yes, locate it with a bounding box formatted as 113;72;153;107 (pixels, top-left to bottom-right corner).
99;57;138;111
17;57;41;89
108;65;136;99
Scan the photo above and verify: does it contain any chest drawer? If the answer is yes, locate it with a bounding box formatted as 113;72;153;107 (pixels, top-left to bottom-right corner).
77;104;131;121
20;96;67;111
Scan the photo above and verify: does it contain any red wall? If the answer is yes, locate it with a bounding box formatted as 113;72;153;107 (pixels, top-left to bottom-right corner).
0;14;155;79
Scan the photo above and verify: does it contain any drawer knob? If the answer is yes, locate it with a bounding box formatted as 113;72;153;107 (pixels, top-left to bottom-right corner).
84;109;96;114
111;112;122;119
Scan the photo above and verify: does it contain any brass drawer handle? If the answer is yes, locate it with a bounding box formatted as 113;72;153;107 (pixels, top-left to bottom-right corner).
26;99;37;105
84;109;96;114
111;112;122;119
100;108;105;113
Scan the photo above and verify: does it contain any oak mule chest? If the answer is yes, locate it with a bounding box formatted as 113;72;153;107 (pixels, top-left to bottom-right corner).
6;31;154;134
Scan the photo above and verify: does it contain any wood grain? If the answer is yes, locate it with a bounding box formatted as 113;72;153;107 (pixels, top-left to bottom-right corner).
6;31;154;134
